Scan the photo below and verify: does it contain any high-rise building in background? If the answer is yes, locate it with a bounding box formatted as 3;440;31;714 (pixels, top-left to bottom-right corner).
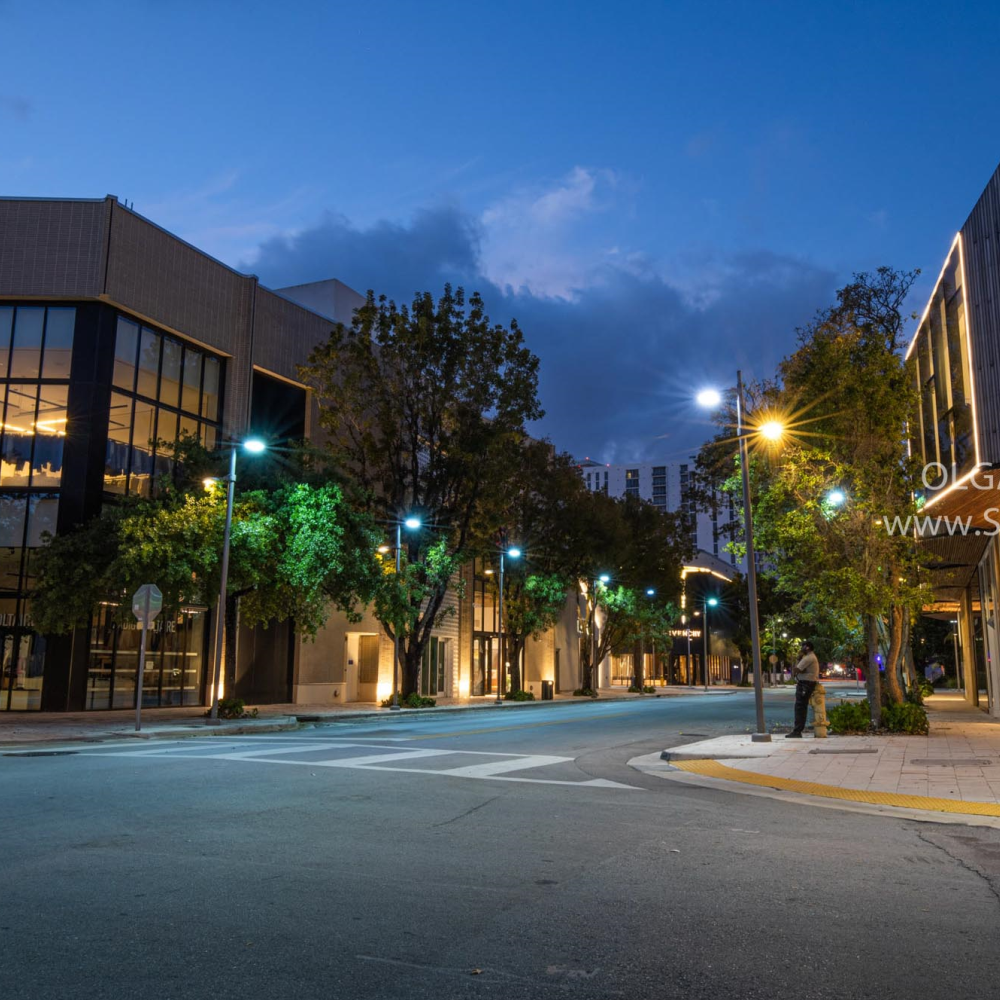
576;458;743;570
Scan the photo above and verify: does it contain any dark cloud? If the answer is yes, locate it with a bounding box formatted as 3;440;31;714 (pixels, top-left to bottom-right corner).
247;207;836;462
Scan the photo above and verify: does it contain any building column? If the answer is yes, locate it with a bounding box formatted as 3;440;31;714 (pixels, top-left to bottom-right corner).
958;586;978;707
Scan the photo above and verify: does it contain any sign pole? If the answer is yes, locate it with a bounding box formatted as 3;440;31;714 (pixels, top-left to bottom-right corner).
135;591;150;733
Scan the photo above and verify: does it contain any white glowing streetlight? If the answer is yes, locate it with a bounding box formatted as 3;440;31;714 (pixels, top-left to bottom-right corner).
495;543;522;705
390;514;423;710
209;436;267;720
696;388;722;408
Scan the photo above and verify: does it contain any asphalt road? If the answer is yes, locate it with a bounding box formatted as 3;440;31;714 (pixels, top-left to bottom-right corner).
3;688;999;1000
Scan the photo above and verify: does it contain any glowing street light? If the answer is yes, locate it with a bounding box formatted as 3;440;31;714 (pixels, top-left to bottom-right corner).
827;489;846;506
703;595;719;691
696;388;722;409
495;542;522;705
646;588;656;596
697;373;771;740
209;436;267;720
390;514;423;710
598;573;610;584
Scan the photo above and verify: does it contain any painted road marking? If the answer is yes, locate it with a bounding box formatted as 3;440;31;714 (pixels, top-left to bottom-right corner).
79;742;636;789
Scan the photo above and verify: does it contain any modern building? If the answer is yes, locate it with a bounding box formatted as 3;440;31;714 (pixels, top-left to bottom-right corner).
906;160;1000;717
577;458;742;569
0;195;583;711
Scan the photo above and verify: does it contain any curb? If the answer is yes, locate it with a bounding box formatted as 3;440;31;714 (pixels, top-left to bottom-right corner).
670;757;1000;818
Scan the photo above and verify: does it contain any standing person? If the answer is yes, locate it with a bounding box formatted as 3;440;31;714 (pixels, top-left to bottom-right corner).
785;640;820;738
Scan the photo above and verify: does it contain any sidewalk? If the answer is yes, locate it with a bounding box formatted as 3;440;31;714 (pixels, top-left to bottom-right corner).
0;684;738;748
632;692;1000;820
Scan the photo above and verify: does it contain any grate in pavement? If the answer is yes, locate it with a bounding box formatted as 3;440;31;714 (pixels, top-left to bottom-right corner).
809;747;879;755
910;758;994;767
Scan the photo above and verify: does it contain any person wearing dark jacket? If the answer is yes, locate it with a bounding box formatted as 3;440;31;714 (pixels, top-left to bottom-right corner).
786;640;819;738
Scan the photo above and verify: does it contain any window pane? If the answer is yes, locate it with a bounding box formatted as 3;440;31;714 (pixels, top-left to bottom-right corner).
10;307;44;379
154;409;177;486
23;495;58;589
201;357;220;420
41;307;75;379
160;338;182;408
105;393;132;495
0;495;27;591
1;384;36;487
182;348;202;414
130;400;155;497
136;327;161;399
201;423;217;453
32;384;68;486
0;306;12;379
114;318;139;391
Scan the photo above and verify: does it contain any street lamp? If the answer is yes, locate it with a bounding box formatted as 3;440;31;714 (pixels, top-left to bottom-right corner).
495;542;522;705
698;374;782;741
703;595;718;691
209;436;267;720
589;573;611;691
827;489;846;507
391;514;422;710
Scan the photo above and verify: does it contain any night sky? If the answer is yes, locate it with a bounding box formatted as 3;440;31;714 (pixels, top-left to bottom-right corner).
4;0;1000;461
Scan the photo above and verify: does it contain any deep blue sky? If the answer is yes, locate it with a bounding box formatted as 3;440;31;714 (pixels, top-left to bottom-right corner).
4;0;1000;461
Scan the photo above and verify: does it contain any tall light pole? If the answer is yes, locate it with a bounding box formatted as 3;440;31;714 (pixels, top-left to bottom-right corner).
494;543;522;705
698;376;782;742
208;437;266;721
593;574;609;692
703;595;718;691
391;515;422;710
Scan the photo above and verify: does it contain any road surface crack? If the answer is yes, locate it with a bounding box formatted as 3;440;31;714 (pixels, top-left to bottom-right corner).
433;794;501;827
915;829;1000;909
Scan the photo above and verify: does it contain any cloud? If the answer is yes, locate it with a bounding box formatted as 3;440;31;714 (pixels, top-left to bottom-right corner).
244;171;837;462
0;95;31;121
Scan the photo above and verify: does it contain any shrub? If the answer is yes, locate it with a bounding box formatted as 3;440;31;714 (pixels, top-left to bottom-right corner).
642;685;656;694
573;688;599;698
827;700;872;734
627;684;642;693
881;701;929;735
504;690;535;701
208;697;258;720
380;692;436;708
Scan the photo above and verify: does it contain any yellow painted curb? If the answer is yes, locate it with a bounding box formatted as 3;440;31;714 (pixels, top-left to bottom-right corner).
672;759;1000;817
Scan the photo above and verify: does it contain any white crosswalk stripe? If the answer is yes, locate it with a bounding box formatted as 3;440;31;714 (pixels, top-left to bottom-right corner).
78;740;636;789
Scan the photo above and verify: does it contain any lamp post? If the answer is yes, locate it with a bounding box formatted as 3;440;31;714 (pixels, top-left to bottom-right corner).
209;437;266;721
592;574;610;692
697;374;781;741
494;543;522;705
703;596;718;691
391;515;422;710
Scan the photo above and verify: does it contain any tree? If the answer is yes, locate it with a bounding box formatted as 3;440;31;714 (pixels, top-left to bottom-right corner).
301;285;543;697
32;481;375;693
705;268;930;726
575;494;690;692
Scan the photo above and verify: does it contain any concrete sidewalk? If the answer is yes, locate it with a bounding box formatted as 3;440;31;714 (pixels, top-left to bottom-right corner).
633;692;1000;819
0;684;738;747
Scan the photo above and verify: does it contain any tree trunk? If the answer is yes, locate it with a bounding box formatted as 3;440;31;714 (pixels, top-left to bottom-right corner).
402;642;421;698
632;639;644;690
883;606;905;704
865;614;883;727
224;593;239;700
509;637;525;694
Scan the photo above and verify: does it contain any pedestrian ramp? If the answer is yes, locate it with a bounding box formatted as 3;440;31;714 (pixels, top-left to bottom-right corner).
76;737;636;790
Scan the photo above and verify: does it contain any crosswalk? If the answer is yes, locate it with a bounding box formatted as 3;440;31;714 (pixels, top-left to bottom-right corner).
75;737;637;790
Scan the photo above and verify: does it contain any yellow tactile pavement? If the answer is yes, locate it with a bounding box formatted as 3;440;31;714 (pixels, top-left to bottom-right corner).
672;759;1000;817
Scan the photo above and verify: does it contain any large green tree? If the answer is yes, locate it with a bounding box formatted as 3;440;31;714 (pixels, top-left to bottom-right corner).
301;285;543;697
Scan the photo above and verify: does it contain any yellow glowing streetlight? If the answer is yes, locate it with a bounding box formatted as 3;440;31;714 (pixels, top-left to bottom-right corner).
758;420;784;441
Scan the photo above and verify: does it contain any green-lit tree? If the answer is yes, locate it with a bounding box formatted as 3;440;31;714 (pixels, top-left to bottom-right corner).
301;285;542;697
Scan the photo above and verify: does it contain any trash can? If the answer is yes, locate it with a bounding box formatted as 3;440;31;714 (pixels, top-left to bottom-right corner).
541;680;554;700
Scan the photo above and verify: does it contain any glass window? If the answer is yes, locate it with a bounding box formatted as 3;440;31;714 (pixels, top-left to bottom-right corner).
154;409;177;485
105;393;132;495
181;348;202;414
0;495;26;591
10;307;44;379
41;308;75;379
201;356;220;420
32;385;68;486
1;384;36;487
0;306;13;379
201;423;217;453
23;495;58;588
130;400;155;497
159;338;182;409
113;318;139;391
136;327;161;399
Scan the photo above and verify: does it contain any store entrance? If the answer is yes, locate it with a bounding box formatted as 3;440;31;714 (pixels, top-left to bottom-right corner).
0;629;43;711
